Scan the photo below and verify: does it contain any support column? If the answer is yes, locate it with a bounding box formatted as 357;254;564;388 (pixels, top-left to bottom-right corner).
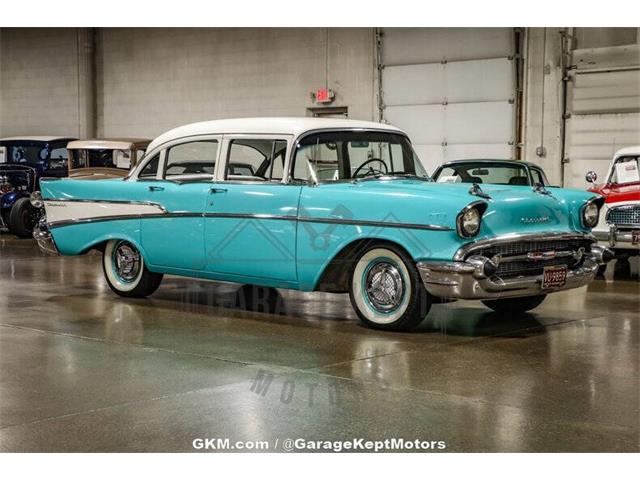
76;28;96;138
522;27;566;185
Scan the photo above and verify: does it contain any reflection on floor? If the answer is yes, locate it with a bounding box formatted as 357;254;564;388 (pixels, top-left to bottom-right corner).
0;235;638;452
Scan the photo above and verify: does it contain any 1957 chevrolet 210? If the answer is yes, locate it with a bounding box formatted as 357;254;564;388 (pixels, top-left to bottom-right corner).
33;118;612;331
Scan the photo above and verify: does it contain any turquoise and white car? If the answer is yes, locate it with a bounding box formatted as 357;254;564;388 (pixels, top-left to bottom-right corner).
34;118;612;331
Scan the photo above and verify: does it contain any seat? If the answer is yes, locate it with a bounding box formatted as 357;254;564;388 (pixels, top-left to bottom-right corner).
508;176;529;185
468;176;483;184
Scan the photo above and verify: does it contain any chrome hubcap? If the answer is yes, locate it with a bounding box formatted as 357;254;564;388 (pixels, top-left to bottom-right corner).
364;262;404;313
113;242;141;282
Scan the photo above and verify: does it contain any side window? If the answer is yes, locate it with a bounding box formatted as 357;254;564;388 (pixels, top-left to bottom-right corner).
138;154;160;178
165;141;218;178
294;141;339;181
48;146;69;170
531;169;546;186
435;167;461;183
226;139;288;181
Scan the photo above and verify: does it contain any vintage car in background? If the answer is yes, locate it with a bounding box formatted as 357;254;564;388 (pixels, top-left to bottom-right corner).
432;159;551;186
586;146;640;270
66;138;150;179
0;136;76;237
33;118;611;331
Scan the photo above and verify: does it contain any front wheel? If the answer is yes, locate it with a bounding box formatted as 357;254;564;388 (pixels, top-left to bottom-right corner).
9;198;40;238
349;244;430;331
482;294;547;314
103;240;163;298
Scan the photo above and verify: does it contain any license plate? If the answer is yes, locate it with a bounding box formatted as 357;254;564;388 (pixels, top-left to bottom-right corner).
632;231;640;245
542;265;567;289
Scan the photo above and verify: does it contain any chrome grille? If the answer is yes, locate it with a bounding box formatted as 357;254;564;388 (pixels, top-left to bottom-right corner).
607;205;640;227
470;238;592;279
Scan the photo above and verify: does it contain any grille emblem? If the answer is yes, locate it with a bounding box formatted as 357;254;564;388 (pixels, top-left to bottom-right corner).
527;251;556;261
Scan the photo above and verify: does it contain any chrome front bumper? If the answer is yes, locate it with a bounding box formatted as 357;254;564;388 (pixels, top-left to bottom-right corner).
594;226;640;251
417;245;612;301
33;220;59;255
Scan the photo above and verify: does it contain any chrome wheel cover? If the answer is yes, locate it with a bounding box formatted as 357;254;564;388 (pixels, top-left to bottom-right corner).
364;262;405;313
112;242;141;282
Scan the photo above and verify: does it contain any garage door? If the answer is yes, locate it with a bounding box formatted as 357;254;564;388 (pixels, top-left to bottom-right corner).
379;28;517;174
563;43;640;188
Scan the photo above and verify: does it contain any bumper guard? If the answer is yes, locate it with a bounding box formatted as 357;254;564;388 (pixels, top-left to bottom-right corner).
417;244;612;300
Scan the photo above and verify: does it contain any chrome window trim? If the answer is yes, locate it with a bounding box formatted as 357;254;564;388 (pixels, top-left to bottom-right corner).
286;128;416;185
219;134;293;185
453;231;597;262
130;134;223;181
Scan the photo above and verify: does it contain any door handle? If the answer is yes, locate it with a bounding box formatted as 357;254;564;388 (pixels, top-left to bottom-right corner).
148;186;165;192
209;187;227;194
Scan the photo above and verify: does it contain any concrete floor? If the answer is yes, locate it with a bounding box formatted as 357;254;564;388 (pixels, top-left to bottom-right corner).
0;234;638;452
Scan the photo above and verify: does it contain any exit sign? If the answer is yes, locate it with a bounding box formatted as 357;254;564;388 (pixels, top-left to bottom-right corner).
315;88;335;104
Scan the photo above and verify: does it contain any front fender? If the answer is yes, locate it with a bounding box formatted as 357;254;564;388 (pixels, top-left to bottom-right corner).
0;191;27;209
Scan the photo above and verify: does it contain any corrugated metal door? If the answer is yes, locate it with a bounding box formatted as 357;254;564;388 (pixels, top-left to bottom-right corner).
563;43;640;188
379;28;517;173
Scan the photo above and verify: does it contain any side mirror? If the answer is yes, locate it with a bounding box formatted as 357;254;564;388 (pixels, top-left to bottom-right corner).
585;171;598;184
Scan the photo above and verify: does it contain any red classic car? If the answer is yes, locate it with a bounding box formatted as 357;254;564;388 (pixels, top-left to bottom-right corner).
586;146;640;269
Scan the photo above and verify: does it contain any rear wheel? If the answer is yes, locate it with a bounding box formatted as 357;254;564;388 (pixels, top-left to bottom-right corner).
482;294;547;314
103;239;163;298
9;198;39;238
349;244;430;331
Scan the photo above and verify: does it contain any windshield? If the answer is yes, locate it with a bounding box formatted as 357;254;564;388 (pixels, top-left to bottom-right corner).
5;144;49;166
434;162;542;186
291;131;429;182
610;156;640;185
70;149;132;170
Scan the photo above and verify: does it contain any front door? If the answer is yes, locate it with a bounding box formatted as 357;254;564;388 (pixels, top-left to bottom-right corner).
204;136;300;283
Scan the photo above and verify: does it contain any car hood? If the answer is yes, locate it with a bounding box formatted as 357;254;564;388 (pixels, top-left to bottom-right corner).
347;179;597;236
588;182;640;204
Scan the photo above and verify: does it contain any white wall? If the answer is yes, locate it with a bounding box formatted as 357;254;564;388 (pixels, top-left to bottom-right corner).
96;28;376;138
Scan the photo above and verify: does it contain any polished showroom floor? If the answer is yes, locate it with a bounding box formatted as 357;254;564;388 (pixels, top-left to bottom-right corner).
0;234;638;452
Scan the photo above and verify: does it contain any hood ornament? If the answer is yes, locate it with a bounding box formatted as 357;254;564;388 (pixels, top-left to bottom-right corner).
533;182;553;197
469;183;491;200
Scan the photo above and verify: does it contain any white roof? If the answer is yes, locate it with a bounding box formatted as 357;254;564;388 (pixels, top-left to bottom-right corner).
147;117;403;152
613;146;640;159
0;136;74;143
67;138;151;150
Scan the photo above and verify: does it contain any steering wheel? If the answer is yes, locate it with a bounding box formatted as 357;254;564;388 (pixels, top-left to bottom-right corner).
353;158;389;178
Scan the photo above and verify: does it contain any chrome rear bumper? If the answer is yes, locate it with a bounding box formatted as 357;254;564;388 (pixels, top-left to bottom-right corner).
33;220;59;255
417;244;612;300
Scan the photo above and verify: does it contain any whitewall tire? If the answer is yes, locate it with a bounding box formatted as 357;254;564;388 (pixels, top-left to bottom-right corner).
349;244;430;331
103;240;163;298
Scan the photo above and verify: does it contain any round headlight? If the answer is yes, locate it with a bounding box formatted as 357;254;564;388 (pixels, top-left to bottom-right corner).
459;207;481;237
582;202;599;228
30;191;44;209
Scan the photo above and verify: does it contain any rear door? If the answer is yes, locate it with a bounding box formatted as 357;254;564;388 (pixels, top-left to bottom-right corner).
140;137;221;270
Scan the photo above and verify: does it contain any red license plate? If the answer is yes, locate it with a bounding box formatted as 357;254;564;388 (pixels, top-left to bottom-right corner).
542;265;567;289
632;231;640;245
